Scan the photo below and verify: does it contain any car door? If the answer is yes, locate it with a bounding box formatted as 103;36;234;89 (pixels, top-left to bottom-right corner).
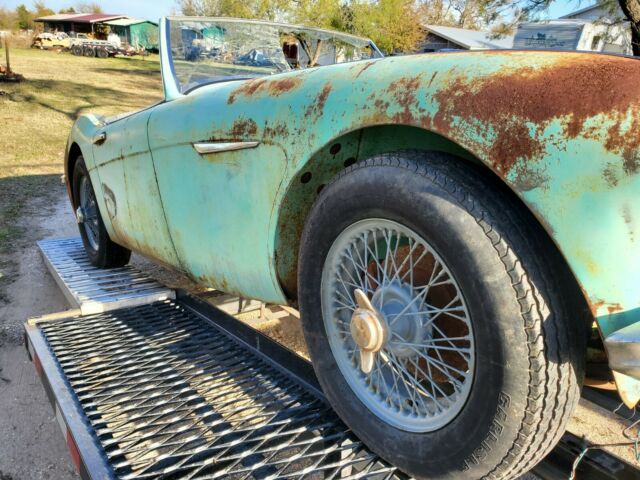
147;91;288;303
91;109;181;269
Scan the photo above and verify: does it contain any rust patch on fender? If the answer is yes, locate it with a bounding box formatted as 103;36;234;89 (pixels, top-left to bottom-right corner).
432;54;640;176
386;75;428;125
230;118;258;139
316;83;332;110
227;78;267;104
228;76;303;104
305;83;332;120
264;122;290;140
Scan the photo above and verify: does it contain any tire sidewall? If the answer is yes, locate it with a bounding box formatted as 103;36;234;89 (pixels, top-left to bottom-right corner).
72;157;109;266
298;162;531;479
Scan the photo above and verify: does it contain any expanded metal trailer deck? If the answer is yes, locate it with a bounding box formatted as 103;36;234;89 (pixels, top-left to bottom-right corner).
24;237;640;479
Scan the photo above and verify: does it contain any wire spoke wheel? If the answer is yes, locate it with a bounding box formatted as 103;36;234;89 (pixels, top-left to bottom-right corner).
321;218;475;432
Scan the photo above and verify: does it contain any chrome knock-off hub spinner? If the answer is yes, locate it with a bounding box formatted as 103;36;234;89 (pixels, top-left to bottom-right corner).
372;282;430;358
76;206;85;224
350;289;388;373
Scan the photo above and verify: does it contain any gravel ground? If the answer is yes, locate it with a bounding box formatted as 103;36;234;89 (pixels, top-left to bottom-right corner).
0;191;635;479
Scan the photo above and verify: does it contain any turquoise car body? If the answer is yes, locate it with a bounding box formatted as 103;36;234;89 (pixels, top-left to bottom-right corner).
65;18;640;403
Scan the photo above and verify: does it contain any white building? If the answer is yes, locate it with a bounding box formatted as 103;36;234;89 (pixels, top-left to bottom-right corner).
513;3;632;55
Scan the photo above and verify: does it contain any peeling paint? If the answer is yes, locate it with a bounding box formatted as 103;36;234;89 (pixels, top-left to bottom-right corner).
67;49;640;353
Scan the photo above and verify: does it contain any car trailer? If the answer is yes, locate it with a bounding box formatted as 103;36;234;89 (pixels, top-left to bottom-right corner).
24;237;640;479
70;40;119;58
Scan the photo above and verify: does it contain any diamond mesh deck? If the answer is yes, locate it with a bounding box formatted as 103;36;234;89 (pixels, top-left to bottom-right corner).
37;299;408;479
38;237;175;315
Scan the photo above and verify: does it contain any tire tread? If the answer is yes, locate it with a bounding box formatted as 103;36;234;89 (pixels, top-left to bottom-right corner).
328;151;584;479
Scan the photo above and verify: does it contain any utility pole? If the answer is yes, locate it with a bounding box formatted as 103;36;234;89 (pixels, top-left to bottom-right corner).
4;34;11;75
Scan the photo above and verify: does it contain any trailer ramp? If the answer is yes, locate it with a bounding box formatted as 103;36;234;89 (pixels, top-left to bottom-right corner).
26;295;406;479
25;237;640;480
38;237;174;315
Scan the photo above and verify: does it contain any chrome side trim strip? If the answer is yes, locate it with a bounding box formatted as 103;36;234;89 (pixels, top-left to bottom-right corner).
193;141;260;154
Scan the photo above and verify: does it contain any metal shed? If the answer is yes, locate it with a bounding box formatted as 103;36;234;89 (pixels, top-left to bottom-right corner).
102;18;159;51
35;13;127;37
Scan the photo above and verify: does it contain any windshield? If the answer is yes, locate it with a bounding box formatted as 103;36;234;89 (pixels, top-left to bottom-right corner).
167;17;382;93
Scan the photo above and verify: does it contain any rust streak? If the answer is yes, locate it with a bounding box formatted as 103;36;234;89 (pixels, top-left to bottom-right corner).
227;76;302;104
305;83;332;120
355;60;376;78
387;75;424;125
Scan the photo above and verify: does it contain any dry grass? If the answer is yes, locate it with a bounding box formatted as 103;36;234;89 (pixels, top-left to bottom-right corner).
0;47;162;300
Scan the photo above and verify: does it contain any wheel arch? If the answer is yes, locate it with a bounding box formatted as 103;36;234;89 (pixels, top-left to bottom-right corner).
273;124;589;325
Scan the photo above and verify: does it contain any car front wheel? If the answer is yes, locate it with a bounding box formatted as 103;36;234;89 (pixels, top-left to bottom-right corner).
72;156;131;268
298;151;586;479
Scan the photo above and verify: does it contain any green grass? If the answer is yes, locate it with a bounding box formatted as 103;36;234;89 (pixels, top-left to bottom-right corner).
0;47;163;301
0;48;162;177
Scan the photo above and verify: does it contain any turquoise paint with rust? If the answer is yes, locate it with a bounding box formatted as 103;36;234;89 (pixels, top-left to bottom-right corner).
65;29;640;340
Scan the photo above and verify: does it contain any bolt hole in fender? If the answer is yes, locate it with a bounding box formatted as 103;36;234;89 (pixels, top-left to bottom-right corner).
298;151;585;479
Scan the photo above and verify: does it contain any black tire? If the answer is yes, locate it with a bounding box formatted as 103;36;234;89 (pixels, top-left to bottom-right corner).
96;47;109;59
298;151;586;479
71;45;83;56
72;156;131;268
83;46;95;57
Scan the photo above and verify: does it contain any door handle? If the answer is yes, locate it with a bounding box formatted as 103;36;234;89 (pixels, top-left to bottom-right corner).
193;141;259;154
93;132;107;145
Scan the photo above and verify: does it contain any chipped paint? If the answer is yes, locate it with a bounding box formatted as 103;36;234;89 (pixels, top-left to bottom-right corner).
66;48;640;370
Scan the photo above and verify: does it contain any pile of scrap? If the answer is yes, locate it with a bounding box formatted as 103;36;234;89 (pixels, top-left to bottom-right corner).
0;35;23;82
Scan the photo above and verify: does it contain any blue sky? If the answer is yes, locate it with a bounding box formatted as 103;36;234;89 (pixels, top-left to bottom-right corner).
2;0;592;24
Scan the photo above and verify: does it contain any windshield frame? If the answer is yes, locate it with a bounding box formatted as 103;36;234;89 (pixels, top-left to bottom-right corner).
159;16;383;101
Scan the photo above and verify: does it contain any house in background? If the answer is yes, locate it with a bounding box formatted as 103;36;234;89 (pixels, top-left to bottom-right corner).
102;18;159;51
513;3;632;55
418;25;513;52
561;2;625;22
35;13;159;49
35;13;127;37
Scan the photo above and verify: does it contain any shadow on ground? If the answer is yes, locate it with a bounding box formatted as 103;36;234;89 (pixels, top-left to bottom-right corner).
6;77;161;120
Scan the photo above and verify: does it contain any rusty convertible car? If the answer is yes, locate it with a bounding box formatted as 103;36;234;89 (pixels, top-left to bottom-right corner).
64;16;640;479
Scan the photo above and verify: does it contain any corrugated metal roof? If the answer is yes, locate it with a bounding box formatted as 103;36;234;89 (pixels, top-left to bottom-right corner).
35;13;87;21
73;14;127;23
424;25;514;50
103;18;158;27
35;13;127;23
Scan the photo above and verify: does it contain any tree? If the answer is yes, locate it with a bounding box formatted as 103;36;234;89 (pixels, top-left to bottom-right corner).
608;0;640;55
291;0;344;30
33;1;54;18
351;0;424;53
15;4;33;30
0;8;17;30
76;2;103;13
59;7;77;13
178;0;289;20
